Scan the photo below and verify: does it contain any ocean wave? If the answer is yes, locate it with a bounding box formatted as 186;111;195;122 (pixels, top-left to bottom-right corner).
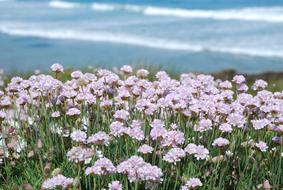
91;3;116;11
143;7;283;23
49;1;79;9
91;2;143;12
88;2;283;23
0;27;282;58
46;1;283;23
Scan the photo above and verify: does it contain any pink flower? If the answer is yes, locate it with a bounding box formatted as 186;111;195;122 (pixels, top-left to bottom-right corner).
66;108;81;116
126;127;145;141
114;109;129;121
185;144;209;160
138;144;154;154
226;113;245;128
161;130;185;147
51;111;61;118
150;126;167;141
70;130;87;143
85;157;116;176
252;79;268;90
251;119;270;130
66;146;94;163
42;175;73;189
108;181;123;190
0;110;6;119
255;141;268;152
117;156;163;183
71;71;83;79
233;75;245;84
120;65;133;74
136;69;149;78
219;123;233;133
185;144;198;155
212;137;230;147
150;119;164;128
194;119;212;132
100;100;113;109
237;83;248;93
110;121;126;137
50;63;64;73
87;131;110;146
219;80;232;89
131;120;142;128
181;178;203;190
163;148;185;164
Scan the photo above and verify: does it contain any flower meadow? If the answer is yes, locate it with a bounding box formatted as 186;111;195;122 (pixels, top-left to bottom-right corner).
0;64;282;190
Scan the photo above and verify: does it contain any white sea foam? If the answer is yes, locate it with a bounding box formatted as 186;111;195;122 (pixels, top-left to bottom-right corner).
49;1;79;9
143;6;283;23
88;2;283;23
91;3;116;11
47;1;283;23
0;27;282;58
91;2;143;12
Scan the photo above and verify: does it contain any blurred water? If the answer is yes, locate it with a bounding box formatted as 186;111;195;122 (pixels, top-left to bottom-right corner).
0;0;283;73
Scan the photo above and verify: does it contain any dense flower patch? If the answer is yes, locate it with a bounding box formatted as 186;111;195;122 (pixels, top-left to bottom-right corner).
0;64;282;189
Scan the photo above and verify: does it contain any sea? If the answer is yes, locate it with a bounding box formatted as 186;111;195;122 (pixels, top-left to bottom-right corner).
0;0;283;73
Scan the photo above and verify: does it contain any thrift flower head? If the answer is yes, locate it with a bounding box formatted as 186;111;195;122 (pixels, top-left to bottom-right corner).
255;141;268;152
70;130;87;143
108;181;123;190
251;119;270;130
117;156;163;183
50;63;64;73
120;65;133;74
114;109;129;121
219;123;233;133
252;79;268;90
233;75;245;84
163;148;186;164
181;178;203;190
71;70;83;79
42;175;73;189
138;144;153;154
194;119;212;132
126;127;145;141
150;126;167;140
219;80;232;89
136;69;149;78
150;119;164;128
212;137;230;147
87;131;110;146
51;111;60;118
110;121;126;137
66;108;81;116
161;130;185;147
185;144;209;160
67;146;94;163
0;111;6;120
85;157;116;176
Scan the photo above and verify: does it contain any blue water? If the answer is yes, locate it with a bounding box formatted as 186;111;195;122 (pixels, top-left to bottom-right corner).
0;0;283;73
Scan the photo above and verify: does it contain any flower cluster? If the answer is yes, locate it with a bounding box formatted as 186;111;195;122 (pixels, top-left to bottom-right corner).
181;178;203;190
42;175;74;189
86;157;116;176
117;156;163;183
185;144;210;160
0;64;282;189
